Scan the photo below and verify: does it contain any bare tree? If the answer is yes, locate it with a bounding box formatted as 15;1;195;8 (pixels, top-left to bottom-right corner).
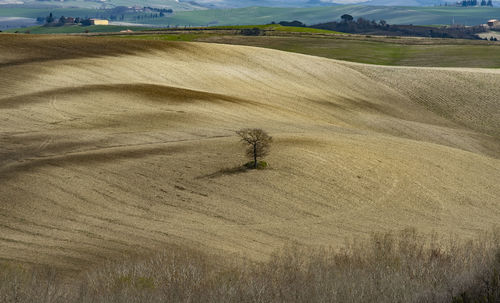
236;128;272;169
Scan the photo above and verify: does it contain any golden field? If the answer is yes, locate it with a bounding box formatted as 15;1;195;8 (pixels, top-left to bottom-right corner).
0;34;499;272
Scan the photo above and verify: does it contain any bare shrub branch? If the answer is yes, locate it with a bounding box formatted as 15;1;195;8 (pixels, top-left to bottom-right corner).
1;229;499;303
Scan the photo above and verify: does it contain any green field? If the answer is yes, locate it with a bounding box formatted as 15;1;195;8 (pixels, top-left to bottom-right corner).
202;36;500;67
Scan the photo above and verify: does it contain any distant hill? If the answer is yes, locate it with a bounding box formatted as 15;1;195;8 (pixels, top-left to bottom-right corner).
2;5;499;28
0;0;205;10
147;5;500;26
180;0;340;8
362;0;440;5
1;0;498;9
179;0;500;6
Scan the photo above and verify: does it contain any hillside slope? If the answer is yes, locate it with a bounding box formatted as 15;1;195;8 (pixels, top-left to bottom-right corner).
0;35;499;270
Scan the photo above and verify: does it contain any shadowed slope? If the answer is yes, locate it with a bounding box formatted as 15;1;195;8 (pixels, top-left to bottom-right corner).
0;83;256;109
0;35;499;270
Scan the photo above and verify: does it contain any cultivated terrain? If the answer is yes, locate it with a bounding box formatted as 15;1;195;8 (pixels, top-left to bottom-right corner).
0;34;499;272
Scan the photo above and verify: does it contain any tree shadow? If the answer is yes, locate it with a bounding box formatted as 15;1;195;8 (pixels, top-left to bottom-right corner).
197;165;248;179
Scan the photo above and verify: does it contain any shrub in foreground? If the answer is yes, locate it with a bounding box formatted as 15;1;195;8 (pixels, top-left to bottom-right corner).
1;228;499;303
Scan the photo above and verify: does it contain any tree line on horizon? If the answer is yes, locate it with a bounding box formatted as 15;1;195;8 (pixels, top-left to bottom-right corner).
41;13;98;26
37;6;174;26
456;0;494;7
276;15;488;39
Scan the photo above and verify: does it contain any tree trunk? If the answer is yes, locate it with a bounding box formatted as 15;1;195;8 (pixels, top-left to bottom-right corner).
253;143;257;168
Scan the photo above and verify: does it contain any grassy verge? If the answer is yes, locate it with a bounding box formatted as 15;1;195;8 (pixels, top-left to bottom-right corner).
207;24;344;34
1;229;499;302
111;33;210;42
272;26;342;34
5;23;343;35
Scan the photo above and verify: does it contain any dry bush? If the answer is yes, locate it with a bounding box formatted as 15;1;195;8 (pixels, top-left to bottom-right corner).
0;263;71;303
1;228;499;303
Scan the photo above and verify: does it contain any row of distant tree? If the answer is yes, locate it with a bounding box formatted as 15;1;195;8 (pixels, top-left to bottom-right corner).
39;13;98;26
240;17;489;40
39;13;166;26
133;13;167;21
142;7;173;14
457;0;493;7
36;6;174;26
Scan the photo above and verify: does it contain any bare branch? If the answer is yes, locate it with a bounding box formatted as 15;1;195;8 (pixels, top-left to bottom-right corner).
236;128;272;168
